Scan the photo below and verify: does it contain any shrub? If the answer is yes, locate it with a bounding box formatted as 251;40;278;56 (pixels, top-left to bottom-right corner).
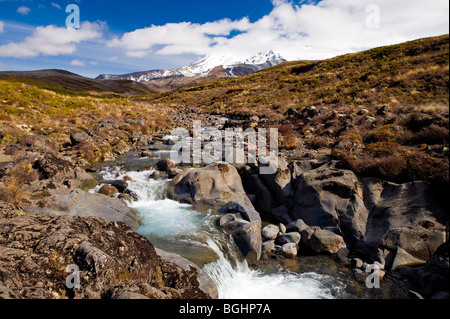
308;136;331;150
278;124;298;150
0;161;38;204
402;124;449;145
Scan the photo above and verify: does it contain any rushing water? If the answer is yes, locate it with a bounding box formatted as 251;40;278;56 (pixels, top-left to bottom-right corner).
93;166;355;299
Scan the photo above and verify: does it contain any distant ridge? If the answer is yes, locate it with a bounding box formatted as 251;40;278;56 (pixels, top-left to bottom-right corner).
0;69;154;95
96;51;286;91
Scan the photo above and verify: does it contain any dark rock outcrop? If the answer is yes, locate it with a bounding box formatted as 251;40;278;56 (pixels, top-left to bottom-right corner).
218;202;262;265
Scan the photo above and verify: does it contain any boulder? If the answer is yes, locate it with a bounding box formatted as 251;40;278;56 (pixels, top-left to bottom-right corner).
110;180;128;193
282;243;298;259
391;247;426;270
262;240;276;253
262;224;280;241
355;179;447;262
259;157;292;205
155;248;218;299
286;219;309;233
395;241;449;298
219;201;261;223
156;158;176;173
278;232;301;245
70;132;90;146
270;206;292;224
167;163;253;209
218;204;262;265
300;226;321;247
288;160;447;262
305;229;344;254
291;160;368;245
241;174;275;214
98;184;119;197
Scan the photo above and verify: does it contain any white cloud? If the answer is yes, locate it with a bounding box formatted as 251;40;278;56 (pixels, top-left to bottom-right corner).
0;21;4;33
107;18;252;57
0;22;103;58
51;2;61;10
108;0;449;62
70;59;86;67
17;6;31;15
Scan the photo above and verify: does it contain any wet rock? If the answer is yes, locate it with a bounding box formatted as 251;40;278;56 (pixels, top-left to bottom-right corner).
262;240;276;253
262;224;280;241
282;243;298;259
218;206;262;265
98;184;119;197
220;201;261;223
118;193;132;203
155;248;218;299
168;168;183;179
156;158;176;173
110;180;128;193
150;170;167;180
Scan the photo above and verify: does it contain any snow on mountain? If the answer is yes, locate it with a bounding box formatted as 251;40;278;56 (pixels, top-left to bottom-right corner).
97;51;286;82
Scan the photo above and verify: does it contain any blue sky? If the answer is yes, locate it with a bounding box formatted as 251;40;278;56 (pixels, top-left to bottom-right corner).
0;0;448;78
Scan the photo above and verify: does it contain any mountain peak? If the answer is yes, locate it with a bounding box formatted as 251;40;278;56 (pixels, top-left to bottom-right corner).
96;50;286;87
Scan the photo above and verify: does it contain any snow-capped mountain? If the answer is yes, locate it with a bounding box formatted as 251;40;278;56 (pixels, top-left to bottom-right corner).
96;51;286;82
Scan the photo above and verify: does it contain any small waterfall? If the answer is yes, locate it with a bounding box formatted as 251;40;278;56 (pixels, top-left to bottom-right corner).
203;238;342;299
94;166;348;299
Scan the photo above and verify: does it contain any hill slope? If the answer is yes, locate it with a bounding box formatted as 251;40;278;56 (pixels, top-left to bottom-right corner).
153;34;449;186
0;69;154;96
153;35;449;115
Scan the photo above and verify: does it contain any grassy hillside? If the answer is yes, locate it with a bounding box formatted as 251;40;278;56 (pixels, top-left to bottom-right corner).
153;35;448;115
153;34;449;186
0;77;170;165
0;69;155;96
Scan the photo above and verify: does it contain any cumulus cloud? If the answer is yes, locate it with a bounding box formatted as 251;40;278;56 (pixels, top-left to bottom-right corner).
70;59;86;67
108;0;449;61
107;18;252;57
17;6;31;15
0;22;103;58
70;59;98;67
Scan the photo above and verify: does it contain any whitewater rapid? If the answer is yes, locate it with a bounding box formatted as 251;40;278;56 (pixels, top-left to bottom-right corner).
92;167;348;299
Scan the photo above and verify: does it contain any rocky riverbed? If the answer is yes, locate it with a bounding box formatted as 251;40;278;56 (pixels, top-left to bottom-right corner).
0;115;449;299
